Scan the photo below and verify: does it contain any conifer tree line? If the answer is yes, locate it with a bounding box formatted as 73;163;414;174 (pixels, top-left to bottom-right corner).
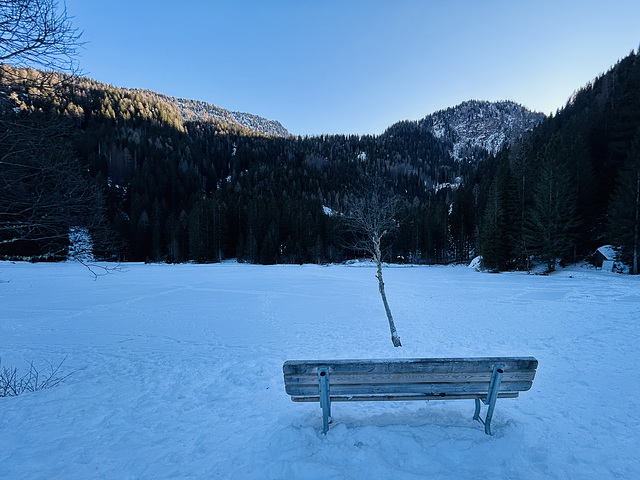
1;49;640;270
478;50;640;272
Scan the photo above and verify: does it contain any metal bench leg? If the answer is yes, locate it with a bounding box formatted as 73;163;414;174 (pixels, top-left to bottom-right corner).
318;367;331;434
483;365;504;435
473;398;481;421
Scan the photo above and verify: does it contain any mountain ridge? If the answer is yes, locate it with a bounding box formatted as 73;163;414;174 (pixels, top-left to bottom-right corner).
422;100;546;160
147;91;290;138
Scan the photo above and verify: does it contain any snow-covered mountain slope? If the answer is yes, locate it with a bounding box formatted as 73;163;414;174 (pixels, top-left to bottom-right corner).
422;100;545;160
159;94;290;137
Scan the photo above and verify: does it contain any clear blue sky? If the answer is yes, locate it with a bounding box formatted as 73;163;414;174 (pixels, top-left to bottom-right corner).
65;0;640;136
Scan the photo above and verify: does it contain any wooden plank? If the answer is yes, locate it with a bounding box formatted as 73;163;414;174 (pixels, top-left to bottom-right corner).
283;356;538;371
283;357;538;376
284;370;536;386
284;380;534;396
284;380;533;397
290;392;520;402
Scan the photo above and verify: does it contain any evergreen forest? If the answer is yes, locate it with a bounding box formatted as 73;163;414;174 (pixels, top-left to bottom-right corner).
1;49;640;272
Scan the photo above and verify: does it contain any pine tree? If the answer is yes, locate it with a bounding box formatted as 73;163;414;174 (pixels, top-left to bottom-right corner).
608;130;640;274
506;143;534;269
480;177;509;270
450;184;476;262
525;143;582;272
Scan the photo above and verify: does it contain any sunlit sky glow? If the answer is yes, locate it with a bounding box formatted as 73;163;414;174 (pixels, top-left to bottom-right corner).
65;0;640;136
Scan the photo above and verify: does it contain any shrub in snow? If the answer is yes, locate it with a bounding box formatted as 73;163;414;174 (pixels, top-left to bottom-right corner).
0;358;71;397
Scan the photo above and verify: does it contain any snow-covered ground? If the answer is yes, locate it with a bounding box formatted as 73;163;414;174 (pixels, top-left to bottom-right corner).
1;261;639;479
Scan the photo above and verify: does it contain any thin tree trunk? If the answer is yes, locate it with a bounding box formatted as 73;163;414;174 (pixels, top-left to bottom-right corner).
374;239;401;347
634;168;639;275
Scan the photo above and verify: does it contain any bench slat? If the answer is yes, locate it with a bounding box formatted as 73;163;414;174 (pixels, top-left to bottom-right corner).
283;357;538;376
284;370;536;386
285;380;533;397
290;392;520;402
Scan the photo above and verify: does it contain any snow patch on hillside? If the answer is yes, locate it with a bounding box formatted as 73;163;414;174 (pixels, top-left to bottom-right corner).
322;205;337;216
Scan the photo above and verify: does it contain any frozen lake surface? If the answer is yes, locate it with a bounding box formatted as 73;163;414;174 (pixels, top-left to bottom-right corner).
1;261;639;479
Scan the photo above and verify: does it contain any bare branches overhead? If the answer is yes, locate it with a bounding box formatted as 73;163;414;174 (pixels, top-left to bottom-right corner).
0;114;107;260
0;0;83;72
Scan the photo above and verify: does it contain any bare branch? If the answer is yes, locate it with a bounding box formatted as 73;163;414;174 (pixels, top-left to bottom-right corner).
0;113;109;260
75;258;126;280
342;172;401;260
0;0;83;73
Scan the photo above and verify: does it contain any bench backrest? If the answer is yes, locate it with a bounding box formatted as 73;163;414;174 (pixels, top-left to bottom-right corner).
283;357;538;401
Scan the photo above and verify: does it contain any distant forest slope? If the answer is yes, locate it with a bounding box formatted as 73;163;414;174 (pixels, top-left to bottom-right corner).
1;50;639;271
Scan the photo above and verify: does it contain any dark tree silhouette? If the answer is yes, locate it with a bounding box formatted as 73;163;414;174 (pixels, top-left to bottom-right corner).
0;114;107;259
608;131;640;274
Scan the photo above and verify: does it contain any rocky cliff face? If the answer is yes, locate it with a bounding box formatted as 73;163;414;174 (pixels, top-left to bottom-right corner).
421;100;545;160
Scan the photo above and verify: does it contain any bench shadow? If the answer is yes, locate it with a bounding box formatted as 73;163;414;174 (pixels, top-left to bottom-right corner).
292;402;509;436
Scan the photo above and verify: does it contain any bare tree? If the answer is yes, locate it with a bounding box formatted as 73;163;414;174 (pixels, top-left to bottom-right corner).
343;173;402;347
0;1;108;261
0;113;108;260
0;0;83;73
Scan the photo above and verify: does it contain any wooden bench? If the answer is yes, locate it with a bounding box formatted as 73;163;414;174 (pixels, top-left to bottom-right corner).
283;356;538;435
